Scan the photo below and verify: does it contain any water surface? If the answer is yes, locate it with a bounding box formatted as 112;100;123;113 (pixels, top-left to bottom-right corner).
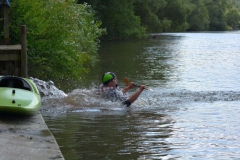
42;31;240;160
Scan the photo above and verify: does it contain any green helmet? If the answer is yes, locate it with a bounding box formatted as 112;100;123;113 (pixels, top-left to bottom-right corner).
102;72;116;84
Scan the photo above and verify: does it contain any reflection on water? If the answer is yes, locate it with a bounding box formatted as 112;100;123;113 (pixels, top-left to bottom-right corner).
167;101;240;159
44;110;174;160
41;31;240;160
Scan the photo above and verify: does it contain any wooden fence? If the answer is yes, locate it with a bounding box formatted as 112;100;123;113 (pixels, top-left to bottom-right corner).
0;4;28;78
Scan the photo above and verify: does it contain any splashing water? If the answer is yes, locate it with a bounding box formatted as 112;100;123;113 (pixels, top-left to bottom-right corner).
33;77;240;116
31;77;67;99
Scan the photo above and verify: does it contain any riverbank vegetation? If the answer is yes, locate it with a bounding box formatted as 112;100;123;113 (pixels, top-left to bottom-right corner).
0;0;239;84
78;0;240;39
1;0;105;82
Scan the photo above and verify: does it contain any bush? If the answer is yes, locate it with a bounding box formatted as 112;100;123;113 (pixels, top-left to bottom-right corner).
9;0;105;81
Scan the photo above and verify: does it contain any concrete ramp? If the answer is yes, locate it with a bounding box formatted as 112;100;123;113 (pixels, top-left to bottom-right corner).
0;112;64;160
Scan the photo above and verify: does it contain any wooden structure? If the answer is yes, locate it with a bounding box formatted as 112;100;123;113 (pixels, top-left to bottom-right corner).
0;2;28;78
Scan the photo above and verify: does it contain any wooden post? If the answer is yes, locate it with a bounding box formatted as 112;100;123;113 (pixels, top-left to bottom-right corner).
3;6;9;44
21;25;28;78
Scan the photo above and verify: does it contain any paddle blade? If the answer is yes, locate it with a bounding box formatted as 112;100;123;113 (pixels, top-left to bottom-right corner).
123;78;131;86
145;87;154;92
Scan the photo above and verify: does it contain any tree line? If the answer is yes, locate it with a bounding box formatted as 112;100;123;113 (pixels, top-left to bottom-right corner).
78;0;240;40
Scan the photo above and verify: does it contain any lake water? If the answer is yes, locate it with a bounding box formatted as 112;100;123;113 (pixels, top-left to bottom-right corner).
41;31;240;160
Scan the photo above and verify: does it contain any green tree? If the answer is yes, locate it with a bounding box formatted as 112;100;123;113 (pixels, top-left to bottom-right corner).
8;0;105;82
78;0;146;40
133;0;167;33
158;0;193;31
204;0;228;30
226;8;240;28
161;18;172;32
187;0;209;31
228;0;240;10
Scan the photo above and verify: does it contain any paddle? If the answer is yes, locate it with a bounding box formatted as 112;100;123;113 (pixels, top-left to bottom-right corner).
123;78;154;91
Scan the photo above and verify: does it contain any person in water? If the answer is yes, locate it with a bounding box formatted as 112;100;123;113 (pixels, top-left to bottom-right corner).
99;72;145;107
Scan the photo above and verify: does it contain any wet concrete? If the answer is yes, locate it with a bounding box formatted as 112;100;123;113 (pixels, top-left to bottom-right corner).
0;112;64;160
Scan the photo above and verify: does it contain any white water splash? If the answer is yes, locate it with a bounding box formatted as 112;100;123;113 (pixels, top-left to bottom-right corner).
33;77;240;115
30;77;67;99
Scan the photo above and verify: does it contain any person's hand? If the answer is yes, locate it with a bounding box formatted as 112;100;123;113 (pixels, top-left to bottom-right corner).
139;85;145;91
122;82;135;93
128;82;135;89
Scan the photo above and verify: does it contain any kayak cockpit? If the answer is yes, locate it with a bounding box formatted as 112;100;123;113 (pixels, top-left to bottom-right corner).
0;76;32;91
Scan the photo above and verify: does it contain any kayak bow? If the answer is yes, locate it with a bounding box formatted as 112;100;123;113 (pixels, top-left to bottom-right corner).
0;76;41;115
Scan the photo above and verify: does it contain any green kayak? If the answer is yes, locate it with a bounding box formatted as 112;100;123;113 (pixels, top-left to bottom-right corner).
0;76;41;115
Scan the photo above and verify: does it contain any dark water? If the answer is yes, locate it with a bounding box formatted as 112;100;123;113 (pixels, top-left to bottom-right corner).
41;31;240;160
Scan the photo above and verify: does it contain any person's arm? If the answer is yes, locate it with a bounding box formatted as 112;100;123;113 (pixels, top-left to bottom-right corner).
128;85;145;103
122;82;135;94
